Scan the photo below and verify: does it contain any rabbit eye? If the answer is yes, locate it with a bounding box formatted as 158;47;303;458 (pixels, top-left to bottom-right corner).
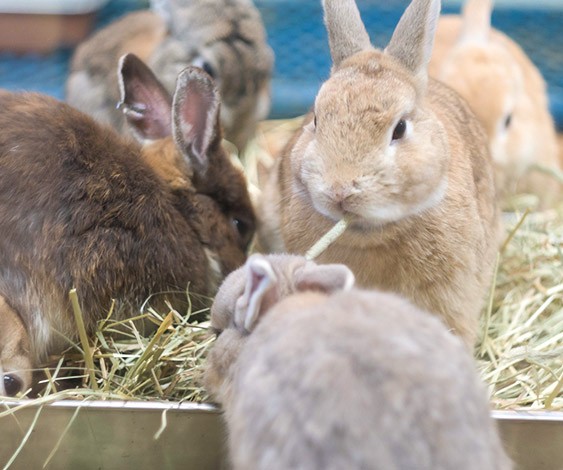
392;119;407;141
313;114;317;128
504;113;512;129
201;61;216;80
232;218;253;248
3;374;23;397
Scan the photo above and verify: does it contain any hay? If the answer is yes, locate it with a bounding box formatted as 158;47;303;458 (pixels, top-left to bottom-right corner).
3;119;562;412
28;299;214;403
477;208;563;410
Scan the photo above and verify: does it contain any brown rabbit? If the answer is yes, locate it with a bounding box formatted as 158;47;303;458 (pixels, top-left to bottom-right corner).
66;0;274;153
0;54;255;396
205;254;513;470
258;0;500;348
429;0;561;209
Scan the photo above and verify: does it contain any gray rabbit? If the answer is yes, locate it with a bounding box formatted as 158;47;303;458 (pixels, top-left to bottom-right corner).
67;0;273;152
205;254;513;470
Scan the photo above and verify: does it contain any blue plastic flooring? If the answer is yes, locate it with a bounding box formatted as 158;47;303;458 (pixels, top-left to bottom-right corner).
0;0;562;129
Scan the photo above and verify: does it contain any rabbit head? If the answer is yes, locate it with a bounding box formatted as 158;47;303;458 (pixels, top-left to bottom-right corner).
118;53;256;275
431;0;561;206
0;297;31;397
205;253;354;404
148;0;274;152
293;0;449;230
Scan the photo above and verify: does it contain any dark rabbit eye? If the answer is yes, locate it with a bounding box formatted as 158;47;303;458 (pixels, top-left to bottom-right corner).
313;114;317;128
504;113;512;129
3;374;23;397
232;218;253;248
392;119;407;141
201;61;216;79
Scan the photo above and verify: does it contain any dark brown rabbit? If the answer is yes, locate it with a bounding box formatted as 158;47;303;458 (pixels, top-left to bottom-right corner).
0;54;255;396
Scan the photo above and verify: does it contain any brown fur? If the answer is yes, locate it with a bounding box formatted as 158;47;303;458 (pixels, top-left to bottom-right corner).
0;78;255;376
67;1;274;152
430;1;561;209
259;0;499;348
205;254;512;470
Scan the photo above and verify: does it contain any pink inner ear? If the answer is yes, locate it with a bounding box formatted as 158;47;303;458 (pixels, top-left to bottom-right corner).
174;72;219;169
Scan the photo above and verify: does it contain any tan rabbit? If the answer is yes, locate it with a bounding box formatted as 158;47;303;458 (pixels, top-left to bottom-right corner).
66;0;274;152
429;0;561;209
0;297;32;396
205;254;513;470
258;0;500;348
0;54;255;396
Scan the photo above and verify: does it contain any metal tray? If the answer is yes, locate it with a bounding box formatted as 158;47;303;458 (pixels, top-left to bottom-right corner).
1;400;561;470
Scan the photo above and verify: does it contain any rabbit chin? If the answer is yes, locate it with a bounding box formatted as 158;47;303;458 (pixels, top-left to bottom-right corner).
312;177;449;229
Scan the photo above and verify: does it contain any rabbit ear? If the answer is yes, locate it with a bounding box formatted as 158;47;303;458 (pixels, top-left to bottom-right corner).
117;53;173;141
322;0;372;67
295;263;355;294
172;66;220;173
235;254;277;333
385;0;441;87
459;0;493;44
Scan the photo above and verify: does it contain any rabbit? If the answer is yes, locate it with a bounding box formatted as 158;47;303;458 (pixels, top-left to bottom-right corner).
257;0;500;348
205;253;513;470
0;296;32;397
66;0;274;153
428;0;561;209
0;53;256;396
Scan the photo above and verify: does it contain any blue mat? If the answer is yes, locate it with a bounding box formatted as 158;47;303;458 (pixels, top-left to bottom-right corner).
0;0;562;129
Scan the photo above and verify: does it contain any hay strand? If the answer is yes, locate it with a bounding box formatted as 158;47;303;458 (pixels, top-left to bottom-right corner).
305;218;349;260
69;289;98;391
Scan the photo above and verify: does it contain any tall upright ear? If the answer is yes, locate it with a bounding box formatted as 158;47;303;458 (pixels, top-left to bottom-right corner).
385;0;441;87
117;53;172;141
459;0;493;44
234;254;278;333
172;66;221;174
295;263;355;294
322;0;372;68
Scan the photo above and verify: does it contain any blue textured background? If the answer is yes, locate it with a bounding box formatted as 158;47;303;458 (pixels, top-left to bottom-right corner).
0;0;562;129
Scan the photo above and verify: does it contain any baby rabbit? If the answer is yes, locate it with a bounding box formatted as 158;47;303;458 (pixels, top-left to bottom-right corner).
0;54;255;396
258;0;500;348
205;254;513;470
429;0;561;209
66;0;274;152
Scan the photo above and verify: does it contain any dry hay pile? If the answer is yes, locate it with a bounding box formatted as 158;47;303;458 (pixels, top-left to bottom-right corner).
2;119;562;411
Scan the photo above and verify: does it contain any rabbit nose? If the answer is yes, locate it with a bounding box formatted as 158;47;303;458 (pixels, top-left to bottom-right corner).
326;182;358;208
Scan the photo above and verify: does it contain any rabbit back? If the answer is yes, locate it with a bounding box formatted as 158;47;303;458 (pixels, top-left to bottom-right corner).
226;290;512;470
0;92;212;360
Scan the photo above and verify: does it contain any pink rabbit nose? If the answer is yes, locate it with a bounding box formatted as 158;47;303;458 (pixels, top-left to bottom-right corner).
326;182;359;211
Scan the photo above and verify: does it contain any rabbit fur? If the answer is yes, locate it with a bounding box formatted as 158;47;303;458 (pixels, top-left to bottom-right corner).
205;253;513;470
0;55;255;396
429;0;561;209
67;0;274;152
258;0;500;348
